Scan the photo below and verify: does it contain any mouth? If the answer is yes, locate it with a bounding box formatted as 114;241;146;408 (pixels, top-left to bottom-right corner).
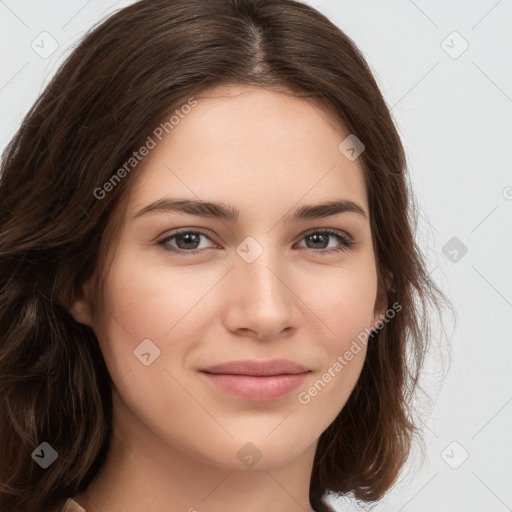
199;359;311;401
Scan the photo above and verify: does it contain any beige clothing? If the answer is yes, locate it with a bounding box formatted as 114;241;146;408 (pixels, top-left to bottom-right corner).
62;498;86;512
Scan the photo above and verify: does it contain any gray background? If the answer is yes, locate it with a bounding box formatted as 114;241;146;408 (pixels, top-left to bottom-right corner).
1;1;511;510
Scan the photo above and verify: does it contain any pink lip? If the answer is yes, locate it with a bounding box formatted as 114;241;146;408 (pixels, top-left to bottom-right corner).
199;359;311;401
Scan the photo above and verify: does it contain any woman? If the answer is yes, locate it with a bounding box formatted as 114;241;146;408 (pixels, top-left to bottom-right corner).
0;1;446;511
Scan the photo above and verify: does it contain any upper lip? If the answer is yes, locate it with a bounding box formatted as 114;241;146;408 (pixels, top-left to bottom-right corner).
200;359;311;376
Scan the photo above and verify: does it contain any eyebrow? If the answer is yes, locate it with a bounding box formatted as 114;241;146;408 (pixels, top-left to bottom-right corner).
133;197;368;222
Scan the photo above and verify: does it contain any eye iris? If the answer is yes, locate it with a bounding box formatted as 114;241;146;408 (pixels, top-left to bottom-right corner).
176;232;201;250
307;233;329;249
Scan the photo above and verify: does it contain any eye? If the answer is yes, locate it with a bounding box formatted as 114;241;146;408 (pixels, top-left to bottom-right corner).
158;229;216;255
157;229;354;255
296;229;354;254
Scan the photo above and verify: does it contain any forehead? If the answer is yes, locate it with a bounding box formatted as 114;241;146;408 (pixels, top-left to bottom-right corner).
127;85;368;219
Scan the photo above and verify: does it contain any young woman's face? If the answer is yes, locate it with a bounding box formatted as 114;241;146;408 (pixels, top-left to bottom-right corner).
73;85;383;470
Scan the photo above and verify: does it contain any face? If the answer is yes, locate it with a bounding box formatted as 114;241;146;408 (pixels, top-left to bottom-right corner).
72;84;383;471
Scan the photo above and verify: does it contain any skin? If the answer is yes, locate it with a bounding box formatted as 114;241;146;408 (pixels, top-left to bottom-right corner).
70;84;384;512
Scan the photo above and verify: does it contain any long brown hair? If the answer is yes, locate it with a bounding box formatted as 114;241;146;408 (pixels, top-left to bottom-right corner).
0;1;449;510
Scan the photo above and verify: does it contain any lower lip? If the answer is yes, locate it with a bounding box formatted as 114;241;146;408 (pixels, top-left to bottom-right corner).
200;372;310;401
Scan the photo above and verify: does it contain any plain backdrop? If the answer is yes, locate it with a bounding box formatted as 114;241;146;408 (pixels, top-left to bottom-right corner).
1;1;511;511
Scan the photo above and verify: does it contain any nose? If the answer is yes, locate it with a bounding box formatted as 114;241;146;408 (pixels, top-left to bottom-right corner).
221;245;302;341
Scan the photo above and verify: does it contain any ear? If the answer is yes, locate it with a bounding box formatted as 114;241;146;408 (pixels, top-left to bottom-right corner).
370;269;394;332
69;279;95;328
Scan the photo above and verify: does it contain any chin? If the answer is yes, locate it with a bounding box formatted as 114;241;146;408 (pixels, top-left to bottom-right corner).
188;434;315;471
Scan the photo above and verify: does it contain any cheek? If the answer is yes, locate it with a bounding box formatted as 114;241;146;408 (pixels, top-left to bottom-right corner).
292;275;376;433
101;257;204;338
293;260;377;416
94;253;219;383
305;257;379;346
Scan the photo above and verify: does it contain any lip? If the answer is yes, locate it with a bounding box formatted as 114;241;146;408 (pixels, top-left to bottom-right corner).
199;359;311;401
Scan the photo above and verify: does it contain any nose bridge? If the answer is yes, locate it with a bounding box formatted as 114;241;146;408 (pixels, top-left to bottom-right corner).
235;234;287;303
225;233;298;335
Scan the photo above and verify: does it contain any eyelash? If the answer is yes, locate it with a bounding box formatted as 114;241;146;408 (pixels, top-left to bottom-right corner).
157;228;354;255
